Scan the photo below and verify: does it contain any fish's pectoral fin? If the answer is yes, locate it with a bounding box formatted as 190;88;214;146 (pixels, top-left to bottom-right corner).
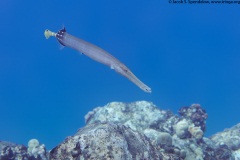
110;65;115;69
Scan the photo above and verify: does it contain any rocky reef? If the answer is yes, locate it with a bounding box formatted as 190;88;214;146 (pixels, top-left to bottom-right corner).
1;101;240;160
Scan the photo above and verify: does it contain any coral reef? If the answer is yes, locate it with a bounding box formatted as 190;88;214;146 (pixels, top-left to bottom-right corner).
178;104;207;132
28;139;48;160
49;122;181;160
0;101;239;160
0;141;28;160
210;123;240;150
174;119;190;139
0;140;48;160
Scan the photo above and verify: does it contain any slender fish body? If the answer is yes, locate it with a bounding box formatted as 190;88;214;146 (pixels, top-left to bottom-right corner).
44;28;151;93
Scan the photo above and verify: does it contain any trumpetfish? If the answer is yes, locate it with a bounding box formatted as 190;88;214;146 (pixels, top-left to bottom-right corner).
44;28;151;93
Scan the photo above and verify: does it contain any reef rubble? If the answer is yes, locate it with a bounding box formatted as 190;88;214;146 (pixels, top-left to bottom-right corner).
1;101;239;160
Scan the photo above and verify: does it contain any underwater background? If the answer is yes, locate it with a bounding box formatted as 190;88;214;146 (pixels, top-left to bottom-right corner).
0;0;239;150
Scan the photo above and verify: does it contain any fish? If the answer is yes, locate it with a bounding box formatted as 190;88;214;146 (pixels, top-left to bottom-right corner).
44;28;151;93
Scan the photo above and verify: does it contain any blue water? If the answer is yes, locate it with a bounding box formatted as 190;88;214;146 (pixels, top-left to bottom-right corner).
0;0;239;149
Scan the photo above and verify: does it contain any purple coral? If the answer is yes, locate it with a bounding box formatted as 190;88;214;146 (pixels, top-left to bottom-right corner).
178;104;208;131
